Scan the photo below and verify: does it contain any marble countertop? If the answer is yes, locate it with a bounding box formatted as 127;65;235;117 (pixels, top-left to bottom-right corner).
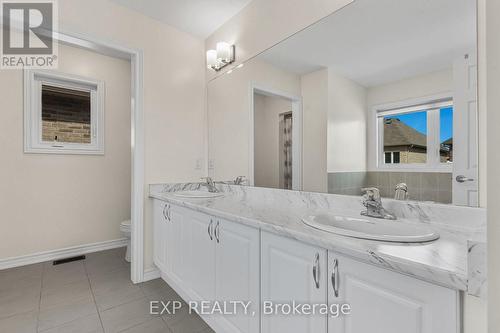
149;183;486;296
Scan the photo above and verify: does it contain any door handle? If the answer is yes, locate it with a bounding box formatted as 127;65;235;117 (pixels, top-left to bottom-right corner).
312;253;320;289
208;219;213;240
456;175;474;183
214;221;220;243
331;259;339;297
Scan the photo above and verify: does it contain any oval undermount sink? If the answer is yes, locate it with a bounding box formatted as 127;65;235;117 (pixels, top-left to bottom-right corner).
302;213;439;243
173;190;225;199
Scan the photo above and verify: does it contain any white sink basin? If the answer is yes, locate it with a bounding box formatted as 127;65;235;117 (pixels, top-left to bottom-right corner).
302;213;439;243
172;190;224;199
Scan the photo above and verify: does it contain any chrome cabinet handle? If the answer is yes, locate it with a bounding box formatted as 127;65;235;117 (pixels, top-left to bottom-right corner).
312;253;320;289
214;221;220;243
208;219;213;240
456;175;474;183
162;204;171;222
331;259;339;297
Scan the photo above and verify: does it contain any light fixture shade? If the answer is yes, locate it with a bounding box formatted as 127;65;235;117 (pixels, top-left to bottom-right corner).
216;42;231;61
206;49;217;68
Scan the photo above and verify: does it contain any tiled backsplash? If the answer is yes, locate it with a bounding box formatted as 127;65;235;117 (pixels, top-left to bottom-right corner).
328;171;452;204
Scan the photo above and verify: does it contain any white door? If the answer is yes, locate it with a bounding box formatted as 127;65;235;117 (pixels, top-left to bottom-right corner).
453;53;478;206
170;206;192;288
189;210;216;301
261;232;327;333
153;200;168;272
215;219;260;333
327;252;459;333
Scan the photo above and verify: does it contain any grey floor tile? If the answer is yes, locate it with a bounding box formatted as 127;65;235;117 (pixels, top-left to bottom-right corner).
0;249;209;333
159;301;191;328
120;317;171;333
90;274;136;297
39;313;103;333
42;262;88;289
86;262;130;280
93;283;144;312
0;263;43;285
199;327;215;333
164;312;209;333
0;310;37;333
87;264;130;283
41;279;93;310
38;295;98;331
0;289;40;319
0;273;42;295
140;279;179;299
100;297;153;333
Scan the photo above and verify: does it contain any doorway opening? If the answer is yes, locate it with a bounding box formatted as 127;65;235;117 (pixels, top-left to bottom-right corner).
250;85;302;190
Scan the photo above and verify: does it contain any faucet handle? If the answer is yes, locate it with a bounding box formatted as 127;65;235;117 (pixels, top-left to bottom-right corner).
361;187;381;201
234;176;247;185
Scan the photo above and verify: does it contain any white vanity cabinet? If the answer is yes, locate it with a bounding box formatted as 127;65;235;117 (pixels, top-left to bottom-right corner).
153;200;169;272
153;199;460;333
327;252;460;333
153;200;260;333
215;218;260;333
261;231;328;333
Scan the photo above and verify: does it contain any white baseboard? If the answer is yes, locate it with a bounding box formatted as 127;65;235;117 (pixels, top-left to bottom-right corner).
0;238;128;270
143;267;161;282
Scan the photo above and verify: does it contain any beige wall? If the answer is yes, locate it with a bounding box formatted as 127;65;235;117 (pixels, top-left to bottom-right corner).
365;69;454;171
207;58;300;182
254;94;292;188
301;69;328;193
58;0;206;271
0;43;130;258
327;68;367;173
205;0;353;80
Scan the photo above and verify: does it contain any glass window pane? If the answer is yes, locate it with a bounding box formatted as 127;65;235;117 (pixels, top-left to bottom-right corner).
393;151;400;164
383;111;427;164
440;107;453;163
384;152;392;164
41;85;91;144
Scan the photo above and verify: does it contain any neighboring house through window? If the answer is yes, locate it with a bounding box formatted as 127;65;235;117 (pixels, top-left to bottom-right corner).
24;69;104;154
376;97;453;170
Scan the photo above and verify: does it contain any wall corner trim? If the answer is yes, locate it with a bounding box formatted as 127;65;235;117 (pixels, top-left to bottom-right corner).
143;267;161;282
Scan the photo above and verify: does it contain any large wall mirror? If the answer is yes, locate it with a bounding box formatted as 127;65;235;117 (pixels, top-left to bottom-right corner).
207;0;478;207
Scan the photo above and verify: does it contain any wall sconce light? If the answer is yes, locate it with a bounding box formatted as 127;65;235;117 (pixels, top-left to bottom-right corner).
206;42;235;71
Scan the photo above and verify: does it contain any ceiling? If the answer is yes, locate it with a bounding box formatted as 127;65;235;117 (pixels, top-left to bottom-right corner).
259;0;477;87
110;0;252;38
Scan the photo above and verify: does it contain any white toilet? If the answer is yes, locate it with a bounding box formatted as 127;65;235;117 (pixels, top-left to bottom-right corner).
120;220;131;262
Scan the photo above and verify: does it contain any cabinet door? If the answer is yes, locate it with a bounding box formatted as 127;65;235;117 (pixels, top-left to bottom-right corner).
169;206;192;288
215;219;260;333
261;232;327;333
188;210;216;301
153;200;168;272
328;252;459;333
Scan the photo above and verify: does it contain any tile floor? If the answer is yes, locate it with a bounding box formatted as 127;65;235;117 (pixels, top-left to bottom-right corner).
0;247;214;333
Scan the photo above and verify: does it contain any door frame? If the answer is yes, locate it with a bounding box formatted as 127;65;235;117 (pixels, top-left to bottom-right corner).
249;83;303;190
51;30;145;283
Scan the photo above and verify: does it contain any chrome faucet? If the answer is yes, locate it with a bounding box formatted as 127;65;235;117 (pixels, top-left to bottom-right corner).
394;183;409;201
200;177;219;193
361;187;396;220
234;176;247;185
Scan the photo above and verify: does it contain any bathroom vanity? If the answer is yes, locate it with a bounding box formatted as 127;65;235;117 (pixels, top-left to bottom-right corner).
149;183;486;333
